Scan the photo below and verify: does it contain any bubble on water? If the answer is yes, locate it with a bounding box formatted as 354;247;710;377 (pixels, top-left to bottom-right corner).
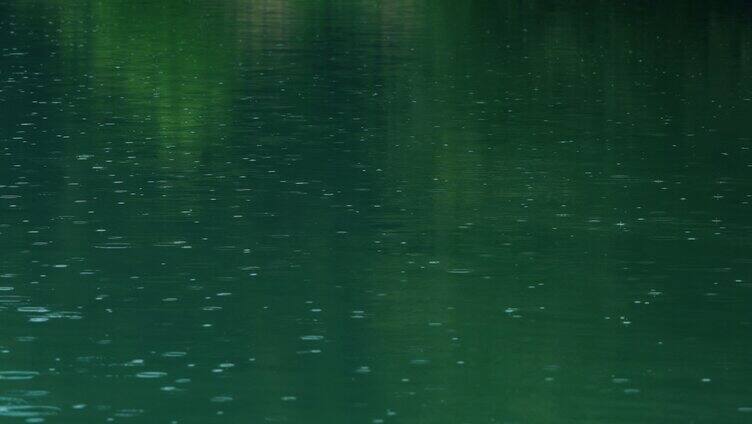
211;396;233;403
135;371;167;379
300;335;324;341
162;352;187;358
202;306;221;311
17;307;49;313
7;391;48;398
93;243;131;250
0;397;25;407
0;371;39;380
0;295;27;305
46;311;82;321
0;406;59;418
114;409;143;418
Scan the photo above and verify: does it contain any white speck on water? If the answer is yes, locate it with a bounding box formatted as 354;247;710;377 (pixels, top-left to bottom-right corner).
17;307;49;313
0;405;60;418
0;371;39;380
300;335;324;341
135;371;167;379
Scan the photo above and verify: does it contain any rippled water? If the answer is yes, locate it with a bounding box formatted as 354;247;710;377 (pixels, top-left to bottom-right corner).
2;1;752;423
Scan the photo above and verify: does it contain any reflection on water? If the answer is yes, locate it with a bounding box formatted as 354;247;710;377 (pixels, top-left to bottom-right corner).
2;1;752;423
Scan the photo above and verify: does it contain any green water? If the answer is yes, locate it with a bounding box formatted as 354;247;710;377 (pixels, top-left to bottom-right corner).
2;1;752;423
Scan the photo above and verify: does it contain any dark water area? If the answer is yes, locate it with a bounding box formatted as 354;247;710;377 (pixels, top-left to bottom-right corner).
1;1;752;423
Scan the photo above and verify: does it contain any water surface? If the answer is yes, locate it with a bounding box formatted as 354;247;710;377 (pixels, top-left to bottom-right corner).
2;1;752;423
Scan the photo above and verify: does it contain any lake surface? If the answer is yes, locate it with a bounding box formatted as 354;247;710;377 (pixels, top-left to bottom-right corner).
1;1;752;423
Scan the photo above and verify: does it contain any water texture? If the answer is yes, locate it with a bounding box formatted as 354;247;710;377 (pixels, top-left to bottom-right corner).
1;1;752;423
